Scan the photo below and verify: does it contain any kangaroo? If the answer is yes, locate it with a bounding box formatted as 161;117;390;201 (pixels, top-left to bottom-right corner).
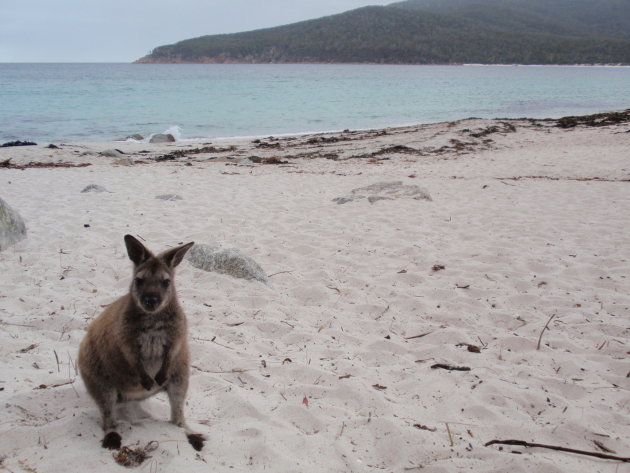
78;235;204;451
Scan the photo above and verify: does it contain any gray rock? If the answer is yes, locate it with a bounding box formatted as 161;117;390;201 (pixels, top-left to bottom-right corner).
124;134;144;141
186;243;268;284
149;133;175;144
0;197;27;251
334;181;432;204
155;194;182;201
367;195;393;204
99;149;125;158
332;195;365;205
81;184;109;193
352;181;432;200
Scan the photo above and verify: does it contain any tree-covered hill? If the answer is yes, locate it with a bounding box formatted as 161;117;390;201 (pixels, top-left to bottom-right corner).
393;0;630;39
136;0;630;64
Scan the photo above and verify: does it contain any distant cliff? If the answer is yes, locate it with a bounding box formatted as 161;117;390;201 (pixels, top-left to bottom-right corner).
137;0;630;65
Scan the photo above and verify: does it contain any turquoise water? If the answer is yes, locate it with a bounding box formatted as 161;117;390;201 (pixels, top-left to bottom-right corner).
1;63;629;142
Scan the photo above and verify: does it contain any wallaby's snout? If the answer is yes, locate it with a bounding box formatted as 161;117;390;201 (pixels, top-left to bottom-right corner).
143;295;160;311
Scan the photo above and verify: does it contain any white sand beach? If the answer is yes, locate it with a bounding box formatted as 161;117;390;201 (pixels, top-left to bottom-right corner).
1;114;629;472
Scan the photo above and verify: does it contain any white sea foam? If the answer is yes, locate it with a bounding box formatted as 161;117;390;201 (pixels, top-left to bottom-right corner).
121;126;203;144
162;125;183;141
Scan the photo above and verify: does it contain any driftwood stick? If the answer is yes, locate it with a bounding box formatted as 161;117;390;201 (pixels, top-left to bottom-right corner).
485;439;630;462
431;363;471;372
404;331;433;340
445;423;454;447
536;313;556;350
34;379;76;390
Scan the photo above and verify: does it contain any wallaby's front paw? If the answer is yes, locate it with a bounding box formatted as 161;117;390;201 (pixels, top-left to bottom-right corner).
154;370;167;386
140;374;154;390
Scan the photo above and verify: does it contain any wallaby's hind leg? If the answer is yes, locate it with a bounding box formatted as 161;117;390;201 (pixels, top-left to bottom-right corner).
91;387;122;449
102;431;122;450
166;374;187;427
166;374;205;451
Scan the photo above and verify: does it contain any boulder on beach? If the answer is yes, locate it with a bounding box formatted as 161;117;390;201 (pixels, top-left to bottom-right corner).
123;134;144;141
149;134;176;144
333;181;432;204
0;197;27;251
186;243;269;284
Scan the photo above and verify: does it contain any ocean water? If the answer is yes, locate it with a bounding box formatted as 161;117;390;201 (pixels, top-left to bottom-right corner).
0;63;629;143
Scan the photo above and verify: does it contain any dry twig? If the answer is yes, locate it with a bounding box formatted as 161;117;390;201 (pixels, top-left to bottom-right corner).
431;364;471;372
485;439;630;462
34;379;75;390
537;313;556;350
446;423;454;447
404;331;433;340
268;270;293;278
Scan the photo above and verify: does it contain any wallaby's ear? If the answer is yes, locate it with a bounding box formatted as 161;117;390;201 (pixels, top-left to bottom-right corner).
161;242;194;268
124;234;152;266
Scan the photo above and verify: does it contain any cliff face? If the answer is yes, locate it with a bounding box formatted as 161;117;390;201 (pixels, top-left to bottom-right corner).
136;1;630;64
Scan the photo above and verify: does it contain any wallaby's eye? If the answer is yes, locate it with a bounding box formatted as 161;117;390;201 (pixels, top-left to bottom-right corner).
135;277;144;286
161;279;170;288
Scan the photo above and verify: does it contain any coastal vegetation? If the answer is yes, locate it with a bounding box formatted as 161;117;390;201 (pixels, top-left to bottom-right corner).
137;0;630;64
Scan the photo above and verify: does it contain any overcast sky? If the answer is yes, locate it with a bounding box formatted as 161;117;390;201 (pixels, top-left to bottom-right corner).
0;0;395;62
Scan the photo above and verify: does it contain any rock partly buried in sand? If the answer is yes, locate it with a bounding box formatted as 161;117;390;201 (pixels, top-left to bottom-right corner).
333;181;432;204
186;244;269;284
332;195;364;205
149;133;176;144
81;184;109;193
155;194;183;201
99;149;125;158
0;197;27;251
114;157;135;166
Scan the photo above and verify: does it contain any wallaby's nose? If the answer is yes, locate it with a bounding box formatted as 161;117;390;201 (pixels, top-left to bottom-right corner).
143;296;160;311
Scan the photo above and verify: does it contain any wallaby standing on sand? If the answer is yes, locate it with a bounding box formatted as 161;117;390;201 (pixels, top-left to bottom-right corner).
78;235;204;451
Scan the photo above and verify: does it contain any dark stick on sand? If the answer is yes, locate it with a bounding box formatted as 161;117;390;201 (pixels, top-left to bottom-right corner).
485;439;630;462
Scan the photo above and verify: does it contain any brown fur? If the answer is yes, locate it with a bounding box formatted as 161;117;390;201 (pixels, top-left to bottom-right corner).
78;235;204;450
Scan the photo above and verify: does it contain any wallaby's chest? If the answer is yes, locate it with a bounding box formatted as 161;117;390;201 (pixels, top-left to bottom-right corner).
137;323;169;361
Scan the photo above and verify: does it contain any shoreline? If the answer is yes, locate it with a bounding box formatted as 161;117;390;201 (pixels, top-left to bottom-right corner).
2;108;629;151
